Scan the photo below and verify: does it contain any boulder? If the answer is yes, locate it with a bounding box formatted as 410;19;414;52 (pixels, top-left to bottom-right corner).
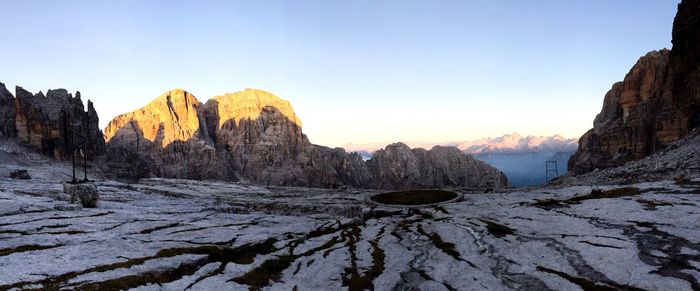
9;169;30;180
63;182;99;208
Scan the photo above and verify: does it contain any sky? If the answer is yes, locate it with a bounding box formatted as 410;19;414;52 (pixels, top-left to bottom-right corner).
0;0;680;148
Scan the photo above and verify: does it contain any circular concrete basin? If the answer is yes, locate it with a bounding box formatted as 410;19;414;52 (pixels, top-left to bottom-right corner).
368;190;460;207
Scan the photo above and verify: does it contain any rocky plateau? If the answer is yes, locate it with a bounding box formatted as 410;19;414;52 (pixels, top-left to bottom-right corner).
0;138;698;290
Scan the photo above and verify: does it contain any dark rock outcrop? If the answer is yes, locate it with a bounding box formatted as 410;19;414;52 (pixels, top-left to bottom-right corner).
569;0;700;175
14;87;104;159
670;0;700;131
9;169;30;180
104;89;508;189
0;83;104;160
0;83;16;137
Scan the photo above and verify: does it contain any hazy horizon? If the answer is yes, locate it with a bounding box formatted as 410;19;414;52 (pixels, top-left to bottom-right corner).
0;0;680;147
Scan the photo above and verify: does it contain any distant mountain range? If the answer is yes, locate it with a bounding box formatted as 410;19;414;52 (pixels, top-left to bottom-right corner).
344;133;578;155
345;133;579;187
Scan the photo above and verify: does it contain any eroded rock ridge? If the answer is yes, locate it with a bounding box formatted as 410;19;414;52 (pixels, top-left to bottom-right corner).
104;89;509;189
0;82;104;159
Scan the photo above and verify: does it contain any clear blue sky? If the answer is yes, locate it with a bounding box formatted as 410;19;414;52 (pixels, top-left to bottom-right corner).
0;0;679;147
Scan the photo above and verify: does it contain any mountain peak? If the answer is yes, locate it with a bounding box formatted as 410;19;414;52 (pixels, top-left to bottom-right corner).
462;133;577;154
210;88;302;128
343;133;577;155
104;89;203;146
506;132;522;138
156;89;200;109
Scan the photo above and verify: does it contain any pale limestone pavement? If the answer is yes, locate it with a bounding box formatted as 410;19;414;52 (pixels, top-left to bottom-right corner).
0;159;699;290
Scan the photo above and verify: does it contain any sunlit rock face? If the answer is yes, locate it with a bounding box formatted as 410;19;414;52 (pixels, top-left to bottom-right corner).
569;0;700;175
104;89;205;147
200;89;308;183
103;88;341;185
0;84;104;159
102;89;233;181
104;89;508;189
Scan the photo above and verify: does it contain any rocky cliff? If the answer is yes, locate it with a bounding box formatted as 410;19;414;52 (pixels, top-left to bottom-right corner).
368;143;509;189
0;83;16;137
103;89;234;181
671;0;700;131
104;89;508;189
200;89;307;183
0;82;104;159
569;0;700;175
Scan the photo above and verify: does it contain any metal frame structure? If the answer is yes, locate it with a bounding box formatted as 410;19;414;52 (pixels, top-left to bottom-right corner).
69;111;90;184
545;160;559;183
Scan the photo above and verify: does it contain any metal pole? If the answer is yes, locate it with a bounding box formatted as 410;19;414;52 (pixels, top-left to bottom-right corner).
83;147;87;181
83;113;88;182
71;148;76;183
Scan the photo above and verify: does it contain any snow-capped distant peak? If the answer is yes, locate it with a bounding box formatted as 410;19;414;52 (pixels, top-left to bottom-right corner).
342;133;578;155
459;133;577;154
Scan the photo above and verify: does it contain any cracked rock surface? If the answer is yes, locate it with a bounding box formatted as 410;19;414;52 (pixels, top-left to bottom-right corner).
0;159;699;290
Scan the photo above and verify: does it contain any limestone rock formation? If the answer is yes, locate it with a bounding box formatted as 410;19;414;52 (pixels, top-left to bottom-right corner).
368;143;509;189
200;89;307;183
0;84;104;159
568;50;674;174
103;88;369;187
569;0;700;175
104;89;508;189
105;89;204;148
0;83;16;137
670;0;700;131
103;89;235;181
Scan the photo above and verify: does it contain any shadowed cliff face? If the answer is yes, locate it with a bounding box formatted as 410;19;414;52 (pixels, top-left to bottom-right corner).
569;0;700;175
0;82;104;160
103;89;509;189
0;83;16;137
671;0;700;130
